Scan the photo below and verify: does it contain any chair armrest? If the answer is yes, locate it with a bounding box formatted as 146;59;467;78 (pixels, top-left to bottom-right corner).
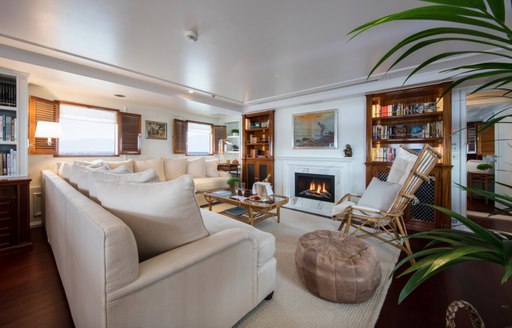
107;228;257;302
336;193;362;205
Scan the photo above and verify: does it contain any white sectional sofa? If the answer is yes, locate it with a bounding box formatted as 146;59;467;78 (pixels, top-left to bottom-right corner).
42;169;276;328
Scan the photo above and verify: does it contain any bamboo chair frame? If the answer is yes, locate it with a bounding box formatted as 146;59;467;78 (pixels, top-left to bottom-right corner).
334;144;442;259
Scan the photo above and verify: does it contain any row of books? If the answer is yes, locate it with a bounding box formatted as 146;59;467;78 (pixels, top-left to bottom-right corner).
0;81;16;107
0;149;17;176
371;146;443;162
371;100;443;118
372;121;443;140
0;115;17;141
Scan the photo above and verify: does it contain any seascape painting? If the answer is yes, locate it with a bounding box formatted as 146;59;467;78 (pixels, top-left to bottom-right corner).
293;109;337;149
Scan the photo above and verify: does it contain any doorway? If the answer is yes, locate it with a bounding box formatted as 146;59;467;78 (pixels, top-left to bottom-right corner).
465;91;512;219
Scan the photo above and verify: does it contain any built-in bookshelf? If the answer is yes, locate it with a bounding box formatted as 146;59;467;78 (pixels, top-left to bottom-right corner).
242;110;274;189
0;68;28;178
365;82;452;231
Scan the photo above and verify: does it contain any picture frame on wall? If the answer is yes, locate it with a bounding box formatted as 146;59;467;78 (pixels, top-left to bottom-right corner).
293;109;337;149
145;120;167;140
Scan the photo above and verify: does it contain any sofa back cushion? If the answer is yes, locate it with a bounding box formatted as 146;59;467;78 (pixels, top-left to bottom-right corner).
187;157;207;178
134;157;166;181
105;159;134;172
93;175;210;261
163;158;188;180
205;158;220;177
87;169;160;200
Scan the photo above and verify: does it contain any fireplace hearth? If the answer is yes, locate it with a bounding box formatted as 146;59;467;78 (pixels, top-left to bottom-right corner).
295;173;335;203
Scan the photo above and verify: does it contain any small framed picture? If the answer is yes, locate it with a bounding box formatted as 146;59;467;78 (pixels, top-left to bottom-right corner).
145;120;167;140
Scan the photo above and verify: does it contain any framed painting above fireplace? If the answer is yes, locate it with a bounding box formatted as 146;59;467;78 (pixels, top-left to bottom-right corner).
293;109;337;149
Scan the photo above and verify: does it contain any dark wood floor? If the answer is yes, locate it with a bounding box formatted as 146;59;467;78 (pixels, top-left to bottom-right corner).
1;227;511;328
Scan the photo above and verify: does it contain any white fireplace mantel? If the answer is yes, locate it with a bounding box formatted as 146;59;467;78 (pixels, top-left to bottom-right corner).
275;156;352;217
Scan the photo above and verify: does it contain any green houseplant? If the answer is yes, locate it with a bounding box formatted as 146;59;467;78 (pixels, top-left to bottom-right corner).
226;177;240;194
348;0;512;304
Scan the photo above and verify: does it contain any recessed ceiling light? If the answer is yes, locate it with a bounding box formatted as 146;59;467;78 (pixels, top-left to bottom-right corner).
188;90;194;94
114;94;126;98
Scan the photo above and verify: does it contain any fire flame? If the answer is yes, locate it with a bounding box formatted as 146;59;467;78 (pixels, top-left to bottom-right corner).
309;181;328;194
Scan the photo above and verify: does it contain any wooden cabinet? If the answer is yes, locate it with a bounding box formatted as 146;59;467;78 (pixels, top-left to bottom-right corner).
366;83;452;230
0;178;32;254
242;110;274;189
477;122;495;155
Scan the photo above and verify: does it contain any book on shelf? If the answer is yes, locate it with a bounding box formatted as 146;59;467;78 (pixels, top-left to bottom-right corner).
371;99;444;118
0;149;17;176
410;125;425;138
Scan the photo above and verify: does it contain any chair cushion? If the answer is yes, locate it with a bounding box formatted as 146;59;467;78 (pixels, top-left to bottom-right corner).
201;209;275;266
163;158;188;180
193;177;229;192
134;157;166;181
387;147;418;185
93;175;209;261
357;177;402;212
187;157;207;178
105;159;134;172
205;158;220;177
331;201;357;216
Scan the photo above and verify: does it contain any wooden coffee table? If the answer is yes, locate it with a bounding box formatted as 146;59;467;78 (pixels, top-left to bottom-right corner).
204;192;289;226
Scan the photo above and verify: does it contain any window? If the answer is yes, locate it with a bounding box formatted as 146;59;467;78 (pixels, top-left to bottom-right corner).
58;103;118;156
28;97;141;156
173;120;226;155
187;122;212;155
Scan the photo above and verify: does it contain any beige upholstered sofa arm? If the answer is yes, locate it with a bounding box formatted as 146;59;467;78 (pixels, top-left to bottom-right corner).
107;228;257;302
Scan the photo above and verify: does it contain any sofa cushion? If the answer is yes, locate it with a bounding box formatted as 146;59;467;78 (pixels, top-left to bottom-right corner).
105;159;134;172
201;209;275;266
134;157;166;181
93;175;210;261
82;169;159;199
187;157;207;178
74;159;104;167
205;159;219;177
193;177;229;192
163;158;188;180
69;163;109;188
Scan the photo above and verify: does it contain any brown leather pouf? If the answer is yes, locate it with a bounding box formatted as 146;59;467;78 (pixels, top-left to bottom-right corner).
295;230;381;303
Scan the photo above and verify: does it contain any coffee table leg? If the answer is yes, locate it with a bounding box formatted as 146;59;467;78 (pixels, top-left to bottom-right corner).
277;207;281;223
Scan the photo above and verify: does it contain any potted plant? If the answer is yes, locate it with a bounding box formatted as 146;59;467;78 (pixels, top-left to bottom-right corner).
231;129;239;136
348;0;512;314
226;177;240;194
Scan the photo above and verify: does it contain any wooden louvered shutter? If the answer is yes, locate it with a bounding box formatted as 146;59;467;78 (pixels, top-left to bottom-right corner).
212;125;227;154
173;119;187;154
119;112;141;155
28;96;59;155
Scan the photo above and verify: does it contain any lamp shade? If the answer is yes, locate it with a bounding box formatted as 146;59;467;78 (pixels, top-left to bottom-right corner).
35;121;62;139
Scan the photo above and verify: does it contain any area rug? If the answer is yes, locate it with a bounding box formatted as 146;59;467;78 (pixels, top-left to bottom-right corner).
209;205;400;328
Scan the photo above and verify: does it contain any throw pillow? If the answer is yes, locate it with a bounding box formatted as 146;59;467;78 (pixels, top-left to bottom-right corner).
387;147;418;185
357;177;402;212
163;157;188;180
74;159;104;168
205;158;219;177
88;169;160;200
133;157;166;181
93;175;209;261
105;159;134;172
187;157;207;178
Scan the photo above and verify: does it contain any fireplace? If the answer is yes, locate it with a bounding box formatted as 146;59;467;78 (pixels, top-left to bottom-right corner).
295;173;335;203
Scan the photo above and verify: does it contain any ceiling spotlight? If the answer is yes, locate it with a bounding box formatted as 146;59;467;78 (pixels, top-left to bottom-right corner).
188;90;194;94
185;30;198;42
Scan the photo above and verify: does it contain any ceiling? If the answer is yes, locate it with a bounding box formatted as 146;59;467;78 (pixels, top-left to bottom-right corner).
0;0;501;117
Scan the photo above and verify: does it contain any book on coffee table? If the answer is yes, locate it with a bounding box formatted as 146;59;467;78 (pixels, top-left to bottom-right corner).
224;206;247;216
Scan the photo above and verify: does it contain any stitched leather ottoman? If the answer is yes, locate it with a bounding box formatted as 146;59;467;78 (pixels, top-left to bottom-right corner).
295;230;381;303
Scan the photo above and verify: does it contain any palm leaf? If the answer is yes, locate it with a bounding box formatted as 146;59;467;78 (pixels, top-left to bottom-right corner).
421;0;486;10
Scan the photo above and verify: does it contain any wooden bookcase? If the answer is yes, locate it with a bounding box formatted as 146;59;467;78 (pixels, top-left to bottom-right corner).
366;82;452;230
241;110;274;189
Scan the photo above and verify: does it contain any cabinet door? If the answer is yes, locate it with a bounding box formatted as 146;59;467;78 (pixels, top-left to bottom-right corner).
243;160;274;189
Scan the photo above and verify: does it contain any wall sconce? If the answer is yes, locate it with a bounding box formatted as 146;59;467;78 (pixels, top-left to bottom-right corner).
35;121;62;146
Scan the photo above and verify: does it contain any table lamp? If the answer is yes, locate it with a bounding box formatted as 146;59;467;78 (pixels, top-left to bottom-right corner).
35;121;62;146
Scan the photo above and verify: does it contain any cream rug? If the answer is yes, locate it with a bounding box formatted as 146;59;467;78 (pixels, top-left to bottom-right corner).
208;205;400;328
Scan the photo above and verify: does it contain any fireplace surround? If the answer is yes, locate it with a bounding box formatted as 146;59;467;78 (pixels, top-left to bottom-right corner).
295;173;335;203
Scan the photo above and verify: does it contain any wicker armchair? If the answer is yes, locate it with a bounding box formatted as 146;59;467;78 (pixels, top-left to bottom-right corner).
332;145;441;258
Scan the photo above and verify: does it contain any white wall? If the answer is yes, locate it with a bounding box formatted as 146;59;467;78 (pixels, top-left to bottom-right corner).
273;96;367;196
